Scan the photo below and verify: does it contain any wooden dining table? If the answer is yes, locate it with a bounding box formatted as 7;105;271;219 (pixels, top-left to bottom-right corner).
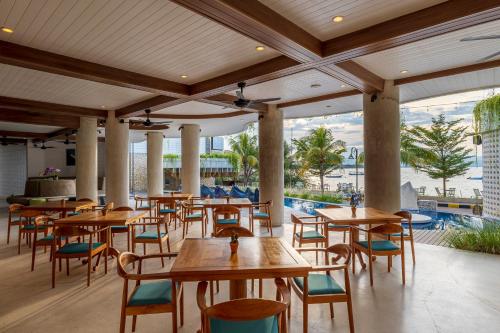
170;237;311;300
315;207;403;268
148;193;192;201
55;210;147;227
23;200;96;217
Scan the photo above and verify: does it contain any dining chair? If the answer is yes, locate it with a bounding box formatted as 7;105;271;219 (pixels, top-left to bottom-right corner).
156;196;179;229
211;226;262;303
179;201;208;238
7;203;23;244
17;209;46;254
67;198;95;217
110;206;134;251
30;215;57;271
389;211;416;265
51;225;109;288
291;214;328;264
131;216;170;267
288;244;354;333
250;200;273;236
212;205;241;235
134;195;154;216
115;250;184;333
324;204;350;243
351;223;405;286
197;278;290;333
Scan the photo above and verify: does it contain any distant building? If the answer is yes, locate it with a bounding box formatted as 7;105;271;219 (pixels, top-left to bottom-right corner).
164;137;224;155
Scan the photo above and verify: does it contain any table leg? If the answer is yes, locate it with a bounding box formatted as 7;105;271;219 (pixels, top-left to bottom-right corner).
229;279;247;300
249;207;253;232
351;226;366;269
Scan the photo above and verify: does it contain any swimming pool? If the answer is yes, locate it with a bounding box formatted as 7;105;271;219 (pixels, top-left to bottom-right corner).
284;197;487;230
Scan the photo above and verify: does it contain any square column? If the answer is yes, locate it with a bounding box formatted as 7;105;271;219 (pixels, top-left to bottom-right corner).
259;105;284;226
363;80;400;212
105;111;129;207
180;124;200;196
76;117;98;201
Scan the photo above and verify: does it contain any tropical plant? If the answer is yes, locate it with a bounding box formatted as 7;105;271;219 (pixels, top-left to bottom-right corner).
447;222;500;254
284;141;307;188
406;114;473;197
293;127;346;194
472;94;500;134
400;121;434;168
229;132;259;186
284;191;344;204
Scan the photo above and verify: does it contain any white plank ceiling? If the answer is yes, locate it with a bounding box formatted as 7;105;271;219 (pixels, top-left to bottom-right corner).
0;64;153;109
355;20;500;80
0;121;61;133
259;0;445;40
154;101;238;116
0;0;279;83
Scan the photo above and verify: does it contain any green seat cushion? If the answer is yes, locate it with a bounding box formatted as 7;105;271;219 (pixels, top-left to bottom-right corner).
128;281;173;306
217;218;238;225
293;274;345;295
29;198;47;205
111;226;128;231
356;240;399;251
136;231;167;239
39;234;54;242
22;225;48;231
328;224;350;229
295;230;326;239
137;205;152;210
253;212;269;218
210;315;278;333
159;208;176;214
57;242;104;254
388;232;409;237
67;212;80;217
186;213;202;219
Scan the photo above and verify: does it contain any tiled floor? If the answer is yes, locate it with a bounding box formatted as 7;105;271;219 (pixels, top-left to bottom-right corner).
0;207;499;333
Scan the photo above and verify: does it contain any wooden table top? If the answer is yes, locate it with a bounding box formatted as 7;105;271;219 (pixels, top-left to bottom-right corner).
315;207;403;225
55;210;147;226
170;237;311;281
149;193;192;200
194;198;252;207
23;201;96;211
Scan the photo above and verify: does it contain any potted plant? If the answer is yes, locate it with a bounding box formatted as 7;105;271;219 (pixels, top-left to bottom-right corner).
230;232;239;254
350;193;360;217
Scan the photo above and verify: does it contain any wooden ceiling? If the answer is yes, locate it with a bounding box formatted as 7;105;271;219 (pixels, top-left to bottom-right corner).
0;0;498;137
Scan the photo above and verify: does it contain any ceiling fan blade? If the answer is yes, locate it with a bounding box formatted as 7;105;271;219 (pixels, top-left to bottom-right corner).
479;50;500;61
460;35;500;41
253;97;281;103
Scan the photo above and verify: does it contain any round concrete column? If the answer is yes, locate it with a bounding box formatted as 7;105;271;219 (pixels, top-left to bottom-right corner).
259;105;284;226
76;117;98;201
180;124;200;196
363;80;400;212
147;132;164;196
105;111;130;207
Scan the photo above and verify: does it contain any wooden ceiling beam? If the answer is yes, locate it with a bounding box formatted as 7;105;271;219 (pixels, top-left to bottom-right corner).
0;41;189;98
322;0;500;62
0;109;80;128
46;128;77;140
0;130;47;139
318;62;384;93
115;96;187;118
278;90;361;108
395;59;500;85
0;96;107;118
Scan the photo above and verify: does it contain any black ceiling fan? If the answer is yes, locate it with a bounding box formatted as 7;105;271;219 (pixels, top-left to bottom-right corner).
63;133;76;145
121;109;172;128
34;140;55;150
1;136;22;146
459;35;500;61
220;82;281;112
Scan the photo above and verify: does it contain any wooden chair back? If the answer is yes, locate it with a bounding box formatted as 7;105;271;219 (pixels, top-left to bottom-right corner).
77;198;93;202
394;211;412;229
327;244;351;265
214;227;253;238
9;203;24;213
290;214;303;225
116;251;141;279
104;202;114;210
369;223;403;235
53;226;91;238
113;206;134;212
213;205;241;216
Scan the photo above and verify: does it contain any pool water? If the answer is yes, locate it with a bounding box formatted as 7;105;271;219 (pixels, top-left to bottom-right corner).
284;197;486;230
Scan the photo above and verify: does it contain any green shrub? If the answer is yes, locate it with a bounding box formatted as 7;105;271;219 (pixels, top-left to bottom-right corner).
447;222;500;254
299;193;310;200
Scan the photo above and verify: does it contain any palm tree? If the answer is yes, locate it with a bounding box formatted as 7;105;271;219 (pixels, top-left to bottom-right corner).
293;127;346;194
229;133;258;186
400;121;434;168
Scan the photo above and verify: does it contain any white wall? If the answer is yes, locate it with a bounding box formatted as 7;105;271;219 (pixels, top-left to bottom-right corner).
0;145;27;203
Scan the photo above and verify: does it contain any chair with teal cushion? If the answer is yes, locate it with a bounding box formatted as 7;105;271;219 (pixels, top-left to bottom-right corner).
131;216;170;267
116;251;183;333
110;207;134;252
288;244;354;333
17;209;45;255
197;278;289;333
30;215;55;271
291;214;328;264
250;200;273;236
212;206;241;235
51;225;109;288
156;196;179;229
180;201;208;238
388;211;416;265
351;223;405;286
323;204;351;243
134;195;154;216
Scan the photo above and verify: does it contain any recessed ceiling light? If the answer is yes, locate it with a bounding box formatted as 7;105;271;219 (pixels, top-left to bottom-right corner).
400;70;409;74
332;16;344;23
180;75;188;79
101;105;106;109
255;46;265;51
340;84;346;88
326;105;332;108
1;27;13;34
310;83;321;88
